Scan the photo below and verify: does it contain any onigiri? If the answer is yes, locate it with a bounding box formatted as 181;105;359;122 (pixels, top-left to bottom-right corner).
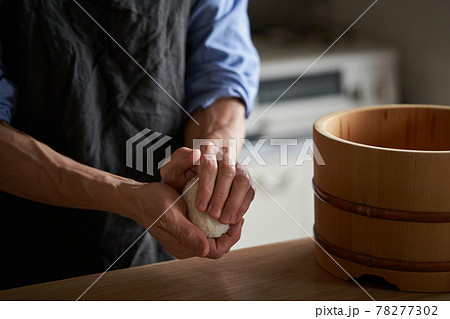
183;176;229;238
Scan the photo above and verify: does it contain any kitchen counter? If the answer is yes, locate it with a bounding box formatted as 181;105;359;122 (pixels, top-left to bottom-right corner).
1;238;449;301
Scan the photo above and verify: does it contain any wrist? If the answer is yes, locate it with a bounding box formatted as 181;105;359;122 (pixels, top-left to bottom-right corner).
184;97;246;153
105;175;148;225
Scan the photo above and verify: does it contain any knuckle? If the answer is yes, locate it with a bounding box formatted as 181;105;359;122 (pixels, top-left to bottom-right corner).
221;145;230;153
226;203;241;215
200;142;216;154
204;165;217;176
177;147;190;155
157;215;171;232
236;162;248;172
218;145;229;158
219;163;236;177
235;174;251;189
222;146;237;165
213;189;229;202
172;147;188;161
237;165;251;179
177;228;190;244
198;185;213;198
204;160;218;175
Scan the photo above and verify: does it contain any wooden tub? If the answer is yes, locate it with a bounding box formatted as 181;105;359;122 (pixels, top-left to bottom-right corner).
313;104;450;292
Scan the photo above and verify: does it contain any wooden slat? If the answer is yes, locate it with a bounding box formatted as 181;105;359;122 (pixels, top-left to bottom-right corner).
0;238;449;300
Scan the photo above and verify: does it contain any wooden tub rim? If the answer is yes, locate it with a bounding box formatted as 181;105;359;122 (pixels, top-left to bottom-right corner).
313;104;450;154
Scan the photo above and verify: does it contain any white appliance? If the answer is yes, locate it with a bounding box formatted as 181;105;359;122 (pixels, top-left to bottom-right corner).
247;38;400;138
233;39;400;250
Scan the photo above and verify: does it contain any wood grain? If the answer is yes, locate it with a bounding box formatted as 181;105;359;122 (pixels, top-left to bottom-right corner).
314;104;450;212
0;238;449;300
313;105;450;292
313;180;450;222
315;245;450;293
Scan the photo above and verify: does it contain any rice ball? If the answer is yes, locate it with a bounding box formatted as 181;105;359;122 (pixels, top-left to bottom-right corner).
183;176;229;238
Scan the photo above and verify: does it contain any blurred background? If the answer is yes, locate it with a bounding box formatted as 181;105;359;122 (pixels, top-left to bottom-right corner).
234;0;450;249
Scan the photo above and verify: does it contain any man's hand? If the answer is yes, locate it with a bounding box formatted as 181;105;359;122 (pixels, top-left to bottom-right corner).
159;97;255;258
0;121;246;260
196;142;255;225
130;182;244;259
160;145;255;225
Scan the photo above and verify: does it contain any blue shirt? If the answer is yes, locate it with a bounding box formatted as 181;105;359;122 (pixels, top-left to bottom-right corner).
0;43;17;123
0;0;259;124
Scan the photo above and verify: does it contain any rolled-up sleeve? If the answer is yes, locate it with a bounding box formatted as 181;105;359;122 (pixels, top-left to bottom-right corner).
0;43;18;124
185;0;260;118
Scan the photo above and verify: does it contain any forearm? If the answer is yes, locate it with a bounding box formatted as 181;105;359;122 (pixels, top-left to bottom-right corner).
0;121;142;221
182;97;254;226
184;97;246;154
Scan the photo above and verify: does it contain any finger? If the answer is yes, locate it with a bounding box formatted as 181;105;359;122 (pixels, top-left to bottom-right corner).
230;186;255;224
175;220;209;257
196;143;218;212
207;219;244;259
219;167;251;224
162;147;201;171
153;228;201;259
159;210;209;257
207;146;236;219
160;147;201;192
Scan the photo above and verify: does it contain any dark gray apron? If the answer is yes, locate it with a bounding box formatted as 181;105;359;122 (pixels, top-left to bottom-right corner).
0;0;191;289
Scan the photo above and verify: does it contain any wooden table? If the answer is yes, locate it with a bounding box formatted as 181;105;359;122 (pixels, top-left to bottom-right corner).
1;238;449;300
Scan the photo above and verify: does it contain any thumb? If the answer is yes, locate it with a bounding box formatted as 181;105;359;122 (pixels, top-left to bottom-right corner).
165;147;201;171
161;147;201;192
172;215;209;257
